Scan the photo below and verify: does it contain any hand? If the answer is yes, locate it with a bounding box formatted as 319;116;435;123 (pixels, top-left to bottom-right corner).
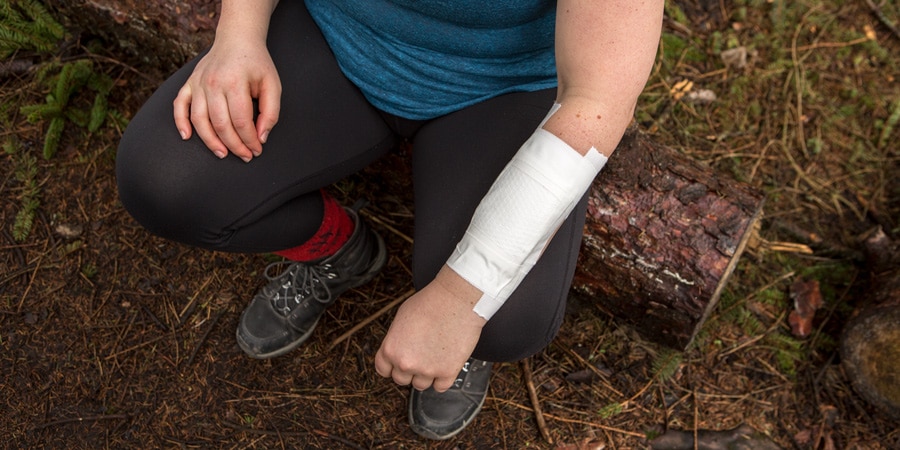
173;34;282;162
374;266;487;392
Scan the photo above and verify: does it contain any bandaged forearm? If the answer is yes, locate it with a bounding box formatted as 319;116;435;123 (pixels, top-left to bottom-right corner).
446;104;609;320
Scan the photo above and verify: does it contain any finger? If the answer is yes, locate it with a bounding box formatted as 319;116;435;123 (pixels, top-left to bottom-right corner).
411;375;434;392
173;84;193;140
226;88;262;156
188;93;229;159
391;368;413;386
431;376;456;393
374;350;393;379
255;74;281;145
205;92;254;162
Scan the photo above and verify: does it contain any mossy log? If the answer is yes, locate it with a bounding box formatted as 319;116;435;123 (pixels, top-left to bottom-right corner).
841;228;900;419
53;0;766;350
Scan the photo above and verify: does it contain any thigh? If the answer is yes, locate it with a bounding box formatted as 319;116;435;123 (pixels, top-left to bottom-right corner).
116;0;395;252
411;89;588;362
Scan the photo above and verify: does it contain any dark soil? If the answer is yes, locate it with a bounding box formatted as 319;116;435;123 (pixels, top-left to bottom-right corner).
3;1;900;448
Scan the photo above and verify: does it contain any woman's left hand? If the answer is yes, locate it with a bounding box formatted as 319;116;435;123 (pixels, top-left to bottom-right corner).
374;265;487;392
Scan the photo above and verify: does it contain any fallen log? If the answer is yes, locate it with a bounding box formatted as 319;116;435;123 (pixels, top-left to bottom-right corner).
649;423;782;450
51;0;765;350
574;130;764;349
840;227;900;420
48;0;217;70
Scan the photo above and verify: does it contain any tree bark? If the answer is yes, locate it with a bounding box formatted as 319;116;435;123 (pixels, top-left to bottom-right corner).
840;228;900;419
51;0;766;350
573;129;764;349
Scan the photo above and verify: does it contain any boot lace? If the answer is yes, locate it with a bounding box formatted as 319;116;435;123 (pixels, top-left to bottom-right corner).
262;261;338;315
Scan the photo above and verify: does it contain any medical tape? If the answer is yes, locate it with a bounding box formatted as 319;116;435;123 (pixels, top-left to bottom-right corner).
446;105;608;320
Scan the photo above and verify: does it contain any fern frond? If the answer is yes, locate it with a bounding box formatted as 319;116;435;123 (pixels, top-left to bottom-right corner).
765;332;803;352
88;92;107;132
53;59;93;107
598;402;624;419
42;115;65;159
0;0;64;57
15;0;64;41
738;308;764;335
651;349;683;383
13;201;38;241
20;101;61;122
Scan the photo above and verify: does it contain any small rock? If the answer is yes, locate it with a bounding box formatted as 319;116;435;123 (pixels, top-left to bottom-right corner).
686;89;717;104
721;47;749;69
55;223;84;239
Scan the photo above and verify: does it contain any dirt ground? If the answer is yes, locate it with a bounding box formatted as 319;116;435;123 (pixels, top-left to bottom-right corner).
2;0;899;449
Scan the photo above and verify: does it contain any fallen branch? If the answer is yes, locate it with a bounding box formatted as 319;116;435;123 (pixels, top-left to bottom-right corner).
648;423;782;450
0;58;34;78
521;358;553;445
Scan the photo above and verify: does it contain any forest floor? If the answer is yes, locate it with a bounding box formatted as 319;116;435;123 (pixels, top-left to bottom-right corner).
2;0;899;448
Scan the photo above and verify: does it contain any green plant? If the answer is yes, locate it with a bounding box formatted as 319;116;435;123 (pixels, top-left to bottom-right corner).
8;142;42;242
81;262;98;279
651;348;683;383
764;331;804;375
597;402;624;419
0;0;64;57
20;58;114;159
2;0;118;242
877;99;900;149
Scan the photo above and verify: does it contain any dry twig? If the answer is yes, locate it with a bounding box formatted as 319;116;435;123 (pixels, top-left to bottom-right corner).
522;358;553;445
182;309;225;368
493;398;646;438
327;288;415;351
865;0;900;41
31;414;131;431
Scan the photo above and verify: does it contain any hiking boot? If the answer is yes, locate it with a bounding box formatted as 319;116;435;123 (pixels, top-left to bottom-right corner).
236;208;387;359
409;358;493;440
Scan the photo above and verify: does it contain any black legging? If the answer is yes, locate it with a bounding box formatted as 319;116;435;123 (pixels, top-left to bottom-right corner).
116;0;588;363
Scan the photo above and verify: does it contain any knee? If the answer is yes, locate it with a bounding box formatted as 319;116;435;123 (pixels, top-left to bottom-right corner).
116;136;171;235
115;125;209;242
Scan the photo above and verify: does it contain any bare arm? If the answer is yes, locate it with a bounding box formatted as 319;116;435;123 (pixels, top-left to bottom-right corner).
375;1;663;392
544;0;664;156
173;0;282;162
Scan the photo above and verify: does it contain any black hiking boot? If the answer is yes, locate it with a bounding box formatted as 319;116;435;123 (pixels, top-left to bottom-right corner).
236;207;387;359
409;358;493;440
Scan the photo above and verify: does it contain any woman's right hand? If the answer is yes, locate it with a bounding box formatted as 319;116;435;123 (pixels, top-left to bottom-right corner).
173;33;282;162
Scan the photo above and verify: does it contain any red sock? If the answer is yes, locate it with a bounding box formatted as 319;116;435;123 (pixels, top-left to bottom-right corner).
274;190;354;262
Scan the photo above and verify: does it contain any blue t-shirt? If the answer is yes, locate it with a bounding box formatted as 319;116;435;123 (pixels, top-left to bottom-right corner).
304;0;558;120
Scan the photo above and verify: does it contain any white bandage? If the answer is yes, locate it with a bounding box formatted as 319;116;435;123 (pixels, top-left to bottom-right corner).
446;104;608;320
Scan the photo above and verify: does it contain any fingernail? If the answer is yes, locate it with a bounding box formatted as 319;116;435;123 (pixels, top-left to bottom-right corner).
260;130;269;144
241;155;252;163
215;150;227;159
179;129;188;140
